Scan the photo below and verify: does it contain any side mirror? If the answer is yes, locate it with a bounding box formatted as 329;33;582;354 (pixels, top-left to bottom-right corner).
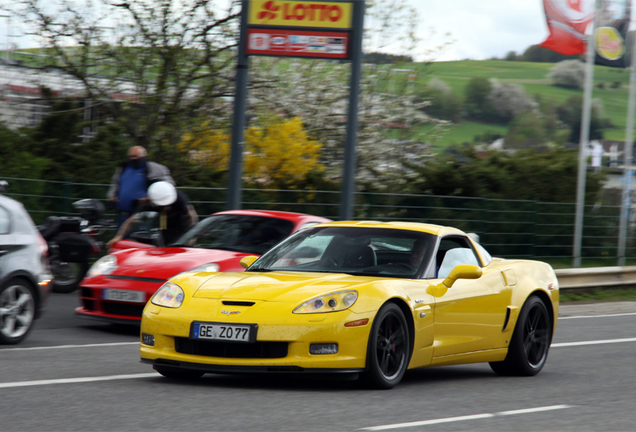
427;264;483;297
129;230;164;247
240;255;259;269
443;264;482;287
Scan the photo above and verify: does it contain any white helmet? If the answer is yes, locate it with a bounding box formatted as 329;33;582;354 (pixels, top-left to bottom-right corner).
148;181;177;206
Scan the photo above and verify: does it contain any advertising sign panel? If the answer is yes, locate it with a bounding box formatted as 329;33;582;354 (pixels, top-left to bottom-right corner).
248;0;353;29
247;28;348;58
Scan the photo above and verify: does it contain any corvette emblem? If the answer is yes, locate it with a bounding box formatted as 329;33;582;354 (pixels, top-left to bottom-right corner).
221;310;241;316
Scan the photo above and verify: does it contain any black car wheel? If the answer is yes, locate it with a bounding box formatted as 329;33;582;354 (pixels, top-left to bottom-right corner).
0;279;36;344
490;295;552;376
154;365;205;379
363;302;410;389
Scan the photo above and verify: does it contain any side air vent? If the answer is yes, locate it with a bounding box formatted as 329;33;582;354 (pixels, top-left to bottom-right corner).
222;301;255;307
502;307;512;331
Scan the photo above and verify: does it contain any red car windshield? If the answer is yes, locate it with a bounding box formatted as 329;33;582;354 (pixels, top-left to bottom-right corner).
171;214;294;255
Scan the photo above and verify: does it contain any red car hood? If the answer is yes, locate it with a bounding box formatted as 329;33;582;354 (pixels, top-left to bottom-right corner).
110;247;252;280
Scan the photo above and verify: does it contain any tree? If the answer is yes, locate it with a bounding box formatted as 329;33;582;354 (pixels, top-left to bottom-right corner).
420;78;462;122
8;0;242;162
487;80;538;124
504;51;518;61
504;112;550;150
557;95;606;143
407;147;604;203
521;45;583;63
549;60;586;89
247;57;443;192
180;115;323;190
464;77;496;122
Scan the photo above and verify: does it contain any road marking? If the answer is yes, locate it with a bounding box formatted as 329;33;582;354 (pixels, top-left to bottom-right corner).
552;337;636;348
559;312;636;320
0;373;158;389
359;405;573;431
0;342;140;352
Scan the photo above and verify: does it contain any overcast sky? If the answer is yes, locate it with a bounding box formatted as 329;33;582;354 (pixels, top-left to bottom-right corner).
404;0;551;61
0;1;554;62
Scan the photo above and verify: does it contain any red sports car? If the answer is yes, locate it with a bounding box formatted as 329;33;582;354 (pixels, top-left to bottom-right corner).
76;210;331;324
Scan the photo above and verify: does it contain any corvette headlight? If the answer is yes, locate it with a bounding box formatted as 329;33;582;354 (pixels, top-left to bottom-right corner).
151;282;184;308
87;255;118;277
293;290;358;314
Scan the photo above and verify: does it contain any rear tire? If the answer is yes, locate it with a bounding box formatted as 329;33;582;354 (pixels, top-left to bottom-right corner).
362;303;410;389
490;295;552;376
51;260;89;293
154;366;205;379
0;279;36;344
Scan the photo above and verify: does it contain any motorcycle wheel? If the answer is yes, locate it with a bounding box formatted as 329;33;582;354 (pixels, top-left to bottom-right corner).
51;261;89;294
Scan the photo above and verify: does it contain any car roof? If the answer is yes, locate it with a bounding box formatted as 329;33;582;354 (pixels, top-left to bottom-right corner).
212;209;331;222
307;220;466;237
0;193;26;213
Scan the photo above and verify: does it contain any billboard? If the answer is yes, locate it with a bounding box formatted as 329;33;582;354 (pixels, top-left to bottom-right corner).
246;0;354;59
247;29;348;58
248;0;353;29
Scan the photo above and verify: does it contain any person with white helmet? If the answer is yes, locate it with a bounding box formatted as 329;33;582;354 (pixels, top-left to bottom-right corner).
106;181;198;249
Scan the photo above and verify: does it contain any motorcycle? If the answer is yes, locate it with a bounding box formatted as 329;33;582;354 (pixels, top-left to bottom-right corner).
37;199;112;293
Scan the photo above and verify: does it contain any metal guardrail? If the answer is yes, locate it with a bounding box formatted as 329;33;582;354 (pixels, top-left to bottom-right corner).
555;266;636;290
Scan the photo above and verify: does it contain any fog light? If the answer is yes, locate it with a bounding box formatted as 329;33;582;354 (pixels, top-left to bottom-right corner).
141;333;155;346
310;343;338;355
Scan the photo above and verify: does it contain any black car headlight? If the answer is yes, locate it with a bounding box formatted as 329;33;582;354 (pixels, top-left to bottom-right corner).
293;290;358;314
151;282;185;308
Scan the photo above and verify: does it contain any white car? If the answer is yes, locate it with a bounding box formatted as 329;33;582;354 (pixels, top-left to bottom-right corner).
0;181;52;344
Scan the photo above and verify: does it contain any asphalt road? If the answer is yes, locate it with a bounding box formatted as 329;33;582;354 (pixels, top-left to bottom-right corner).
1;293;635;432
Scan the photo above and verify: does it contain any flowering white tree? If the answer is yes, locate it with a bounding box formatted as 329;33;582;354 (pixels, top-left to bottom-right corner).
548;60;586;89
247;57;447;192
488;79;538;123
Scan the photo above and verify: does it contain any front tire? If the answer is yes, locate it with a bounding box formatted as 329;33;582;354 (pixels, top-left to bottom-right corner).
362;303;411;389
490;295;552;376
154;366;205;380
0;279;36;344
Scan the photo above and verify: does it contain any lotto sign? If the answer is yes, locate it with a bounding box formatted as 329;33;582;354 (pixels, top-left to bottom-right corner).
247;28;348;59
248;0;353;29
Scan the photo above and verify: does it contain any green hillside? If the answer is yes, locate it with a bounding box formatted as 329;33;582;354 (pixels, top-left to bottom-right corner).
409;59;633;147
7;51;634;148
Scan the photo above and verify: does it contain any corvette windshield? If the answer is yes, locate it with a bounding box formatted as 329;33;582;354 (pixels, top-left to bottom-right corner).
172;214;294;254
250;227;436;279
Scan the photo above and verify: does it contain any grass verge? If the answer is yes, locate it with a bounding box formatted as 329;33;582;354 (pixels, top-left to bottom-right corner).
560;287;636;303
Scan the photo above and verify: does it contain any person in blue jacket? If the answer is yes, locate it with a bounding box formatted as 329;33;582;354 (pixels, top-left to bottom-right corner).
107;146;174;228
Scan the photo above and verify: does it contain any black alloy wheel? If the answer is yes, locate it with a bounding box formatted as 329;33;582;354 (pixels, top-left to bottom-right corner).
363;302;410;389
490;295;552;376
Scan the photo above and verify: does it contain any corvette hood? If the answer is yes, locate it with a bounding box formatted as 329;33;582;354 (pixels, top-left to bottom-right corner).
111;247;250;280
192;271;376;302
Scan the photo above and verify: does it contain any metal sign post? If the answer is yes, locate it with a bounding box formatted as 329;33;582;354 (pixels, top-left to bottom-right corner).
339;0;364;221
227;0;364;216
573;1;600;268
226;0;250;210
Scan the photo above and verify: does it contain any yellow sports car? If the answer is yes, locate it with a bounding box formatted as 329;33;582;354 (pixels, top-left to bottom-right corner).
140;221;559;389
